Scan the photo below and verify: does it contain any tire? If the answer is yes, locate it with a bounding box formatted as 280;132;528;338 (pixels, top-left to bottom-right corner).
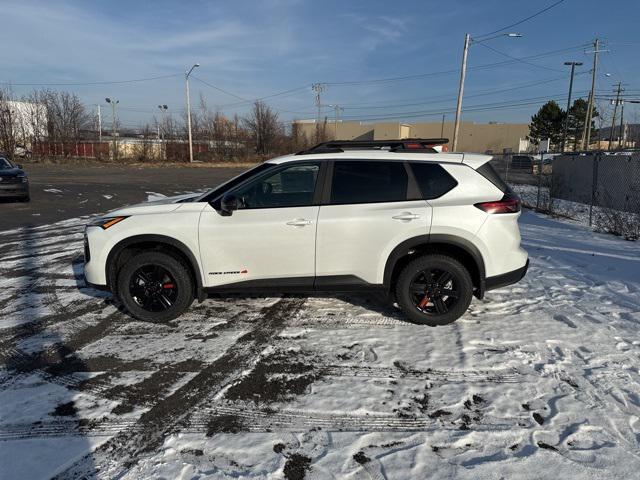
396;254;473;326
117;251;194;322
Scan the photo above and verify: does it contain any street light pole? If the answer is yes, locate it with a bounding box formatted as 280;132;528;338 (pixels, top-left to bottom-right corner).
561;61;582;152
105;97;119;159
157;104;168;140
452;32;521;152
185;63;200;163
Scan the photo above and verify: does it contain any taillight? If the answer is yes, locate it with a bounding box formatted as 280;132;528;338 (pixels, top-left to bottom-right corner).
474;193;521;214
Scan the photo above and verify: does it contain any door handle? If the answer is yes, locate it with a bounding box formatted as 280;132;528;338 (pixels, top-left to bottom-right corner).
392;212;421;221
286;219;312;227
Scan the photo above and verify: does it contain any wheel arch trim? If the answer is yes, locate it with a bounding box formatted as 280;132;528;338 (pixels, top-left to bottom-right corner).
105;234;204;298
383;234;486;297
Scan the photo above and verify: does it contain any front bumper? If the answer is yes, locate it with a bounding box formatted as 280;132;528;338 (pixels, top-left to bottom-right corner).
485;259;529;292
0;182;29;197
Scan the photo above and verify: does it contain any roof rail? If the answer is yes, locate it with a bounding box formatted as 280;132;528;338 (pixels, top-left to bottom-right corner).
296;138;449;155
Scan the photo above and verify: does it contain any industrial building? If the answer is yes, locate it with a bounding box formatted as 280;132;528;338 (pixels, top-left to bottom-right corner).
294;119;530;153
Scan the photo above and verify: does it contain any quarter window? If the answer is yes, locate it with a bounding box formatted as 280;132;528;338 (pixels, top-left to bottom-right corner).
330;161;408;204
231;163;319;208
409;163;458;199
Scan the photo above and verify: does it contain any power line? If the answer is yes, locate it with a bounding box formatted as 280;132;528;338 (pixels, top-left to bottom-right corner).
475;0;566;40
322;44;586;87
278;96;570;125
190;75;248;101
476;42;565;72
338;94;587;122
0;73;183;87
218;85;310;108
336;73;589;109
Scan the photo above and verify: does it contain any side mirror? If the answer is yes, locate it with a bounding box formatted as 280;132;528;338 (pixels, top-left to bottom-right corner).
220;194;240;215
17;164;23;169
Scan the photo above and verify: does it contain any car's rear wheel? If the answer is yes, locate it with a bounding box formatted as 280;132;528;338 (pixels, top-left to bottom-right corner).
396;254;473;326
117;251;194;322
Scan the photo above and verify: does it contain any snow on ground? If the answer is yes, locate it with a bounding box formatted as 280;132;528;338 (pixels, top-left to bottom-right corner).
1;210;640;479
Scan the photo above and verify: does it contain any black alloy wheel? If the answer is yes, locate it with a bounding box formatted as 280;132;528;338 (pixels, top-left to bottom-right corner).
129;265;179;312
117;251;194;322
396;254;473;326
409;268;460;315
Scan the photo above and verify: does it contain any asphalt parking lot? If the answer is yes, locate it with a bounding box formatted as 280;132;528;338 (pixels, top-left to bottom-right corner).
2;164;640;479
0;162;245;230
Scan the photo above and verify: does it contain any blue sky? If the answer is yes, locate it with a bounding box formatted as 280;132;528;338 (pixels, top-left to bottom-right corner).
2;0;639;129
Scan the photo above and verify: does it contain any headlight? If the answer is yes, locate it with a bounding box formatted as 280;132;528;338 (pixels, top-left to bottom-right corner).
87;216;128;229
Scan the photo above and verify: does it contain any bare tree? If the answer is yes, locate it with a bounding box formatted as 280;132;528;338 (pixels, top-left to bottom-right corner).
242;101;281;155
20;90;48;156
45;90;85;139
41;90;91;155
0;88;17;158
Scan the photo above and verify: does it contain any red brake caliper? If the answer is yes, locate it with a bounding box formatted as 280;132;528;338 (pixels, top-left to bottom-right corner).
418;294;430;309
162;283;175;289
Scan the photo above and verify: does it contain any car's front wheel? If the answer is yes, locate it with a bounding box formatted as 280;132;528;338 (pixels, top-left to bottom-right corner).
117;251;194;322
396;254;473;326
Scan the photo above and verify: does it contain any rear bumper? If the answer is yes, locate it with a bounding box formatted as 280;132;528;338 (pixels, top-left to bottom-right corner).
485;259;529;292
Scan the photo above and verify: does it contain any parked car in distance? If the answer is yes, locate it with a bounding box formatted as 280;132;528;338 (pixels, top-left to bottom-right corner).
511;155;534;170
84;139;528;327
0;156;30;201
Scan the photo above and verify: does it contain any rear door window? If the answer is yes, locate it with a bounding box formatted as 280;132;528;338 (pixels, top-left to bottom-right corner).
329;161;408;204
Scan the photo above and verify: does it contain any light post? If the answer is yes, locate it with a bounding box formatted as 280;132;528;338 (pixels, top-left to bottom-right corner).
185;63;200;163
157;104;168;140
452;32;522;151
158;104;168;160
561;61;582;152
105;97;119;159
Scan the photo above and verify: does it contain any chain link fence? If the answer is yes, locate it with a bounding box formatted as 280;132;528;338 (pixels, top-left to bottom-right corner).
490;150;640;240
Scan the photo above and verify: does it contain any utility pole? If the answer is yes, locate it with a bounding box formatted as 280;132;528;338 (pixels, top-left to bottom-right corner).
440;114;446;137
328;104;343;139
452;32;521;151
452;33;470;152
105;98;119;159
581;39;607;150
608;82;624;150
312;83;326;142
561;61;582;152
185;63;200;163
619;99;625;148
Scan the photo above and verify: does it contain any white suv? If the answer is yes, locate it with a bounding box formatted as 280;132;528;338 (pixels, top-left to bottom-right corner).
84;139;528;326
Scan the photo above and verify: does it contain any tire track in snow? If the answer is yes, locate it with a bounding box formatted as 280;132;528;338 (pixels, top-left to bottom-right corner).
52;297;307;480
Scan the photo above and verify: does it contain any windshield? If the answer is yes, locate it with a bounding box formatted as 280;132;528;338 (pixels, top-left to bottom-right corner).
0;158;13;169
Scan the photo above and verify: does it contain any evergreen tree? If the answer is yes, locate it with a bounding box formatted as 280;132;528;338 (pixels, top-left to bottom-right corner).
528;100;565;149
566;98;598;150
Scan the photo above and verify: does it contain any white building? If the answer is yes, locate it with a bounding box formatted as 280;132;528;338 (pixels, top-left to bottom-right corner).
6;101;48;140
